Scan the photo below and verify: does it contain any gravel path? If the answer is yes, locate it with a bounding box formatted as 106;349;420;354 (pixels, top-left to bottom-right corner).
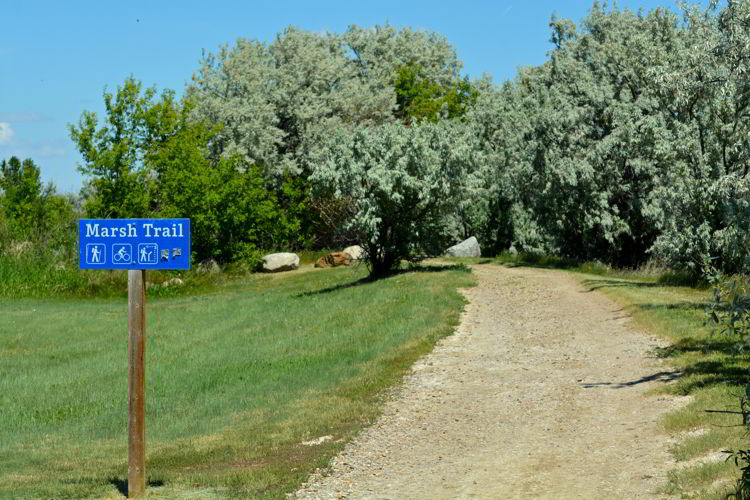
294;264;680;500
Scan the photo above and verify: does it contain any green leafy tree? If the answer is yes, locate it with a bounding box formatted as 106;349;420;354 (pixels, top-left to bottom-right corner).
0;157;73;236
0;157;44;234
69;77;161;218
0;156;76;255
71;75;308;263
394;64;478;124
150;115;301;262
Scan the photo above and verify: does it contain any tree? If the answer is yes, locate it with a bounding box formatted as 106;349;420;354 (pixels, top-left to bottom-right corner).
0;156;75;252
186;25;473;251
0;157;44;233
69;77;162;218
312;120;481;277
186;39;286;172
343;24;463;88
465;3;745;269
187;24;468;177
149;113;304;262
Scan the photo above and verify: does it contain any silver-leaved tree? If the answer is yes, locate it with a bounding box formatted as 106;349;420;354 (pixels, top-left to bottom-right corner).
312;120;482;277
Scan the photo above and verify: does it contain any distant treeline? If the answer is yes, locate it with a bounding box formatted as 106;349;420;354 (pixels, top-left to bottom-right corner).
4;1;750;275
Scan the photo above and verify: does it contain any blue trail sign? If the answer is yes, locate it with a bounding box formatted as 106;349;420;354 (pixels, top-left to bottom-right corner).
79;219;191;270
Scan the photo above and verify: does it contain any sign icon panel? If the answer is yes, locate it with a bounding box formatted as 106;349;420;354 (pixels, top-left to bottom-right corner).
86;243;106;265
79;219;190;270
112;243;132;264
138;243;159;265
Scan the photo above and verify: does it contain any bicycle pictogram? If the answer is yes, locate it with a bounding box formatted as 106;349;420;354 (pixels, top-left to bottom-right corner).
112;244;132;264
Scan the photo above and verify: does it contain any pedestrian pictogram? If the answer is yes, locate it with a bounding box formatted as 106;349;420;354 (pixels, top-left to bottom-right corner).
86;243;106;265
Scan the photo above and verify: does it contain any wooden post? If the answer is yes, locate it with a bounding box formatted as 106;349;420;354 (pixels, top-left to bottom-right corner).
128;269;146;498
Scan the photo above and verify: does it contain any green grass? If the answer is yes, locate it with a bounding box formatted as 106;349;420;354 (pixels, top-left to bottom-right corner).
0;263;474;499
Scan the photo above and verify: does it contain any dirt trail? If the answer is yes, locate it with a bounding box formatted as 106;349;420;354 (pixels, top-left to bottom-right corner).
295;264;680;500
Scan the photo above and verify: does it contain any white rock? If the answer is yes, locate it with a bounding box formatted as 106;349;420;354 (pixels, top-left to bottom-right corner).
445;237;481;258
262;252;300;273
197;259;221;275
163;277;184;286
342;245;365;261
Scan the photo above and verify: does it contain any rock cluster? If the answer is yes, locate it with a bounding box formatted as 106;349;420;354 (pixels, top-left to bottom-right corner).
259;244;366;274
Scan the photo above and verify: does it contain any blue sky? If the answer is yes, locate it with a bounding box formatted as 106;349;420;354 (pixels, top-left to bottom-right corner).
0;0;709;194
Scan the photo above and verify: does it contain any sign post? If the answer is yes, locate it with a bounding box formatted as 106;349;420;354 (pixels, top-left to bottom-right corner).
79;218;190;498
128;269;146;497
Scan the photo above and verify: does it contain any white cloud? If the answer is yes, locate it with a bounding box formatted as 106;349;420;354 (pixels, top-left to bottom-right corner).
34;145;65;157
0;112;45;123
0;122;13;145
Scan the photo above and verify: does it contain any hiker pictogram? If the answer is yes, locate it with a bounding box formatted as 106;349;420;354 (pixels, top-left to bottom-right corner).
85;243;105;265
137;243;159;265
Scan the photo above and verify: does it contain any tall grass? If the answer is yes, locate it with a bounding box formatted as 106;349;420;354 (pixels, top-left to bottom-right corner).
0;245;345;299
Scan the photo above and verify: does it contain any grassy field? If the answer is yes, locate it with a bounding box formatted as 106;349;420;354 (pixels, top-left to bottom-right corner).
0;262;473;499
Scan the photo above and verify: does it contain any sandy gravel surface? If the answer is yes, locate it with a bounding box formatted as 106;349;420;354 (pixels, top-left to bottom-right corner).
294;264;680;500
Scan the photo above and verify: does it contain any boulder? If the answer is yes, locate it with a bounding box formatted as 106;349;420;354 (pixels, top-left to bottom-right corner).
342;245;365;261
163;277;184;287
315;252;354;268
197;259;221;275
445;236;481;258
262;252;299;273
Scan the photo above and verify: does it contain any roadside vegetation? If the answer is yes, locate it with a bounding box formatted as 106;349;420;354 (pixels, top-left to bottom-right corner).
7;1;750;280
